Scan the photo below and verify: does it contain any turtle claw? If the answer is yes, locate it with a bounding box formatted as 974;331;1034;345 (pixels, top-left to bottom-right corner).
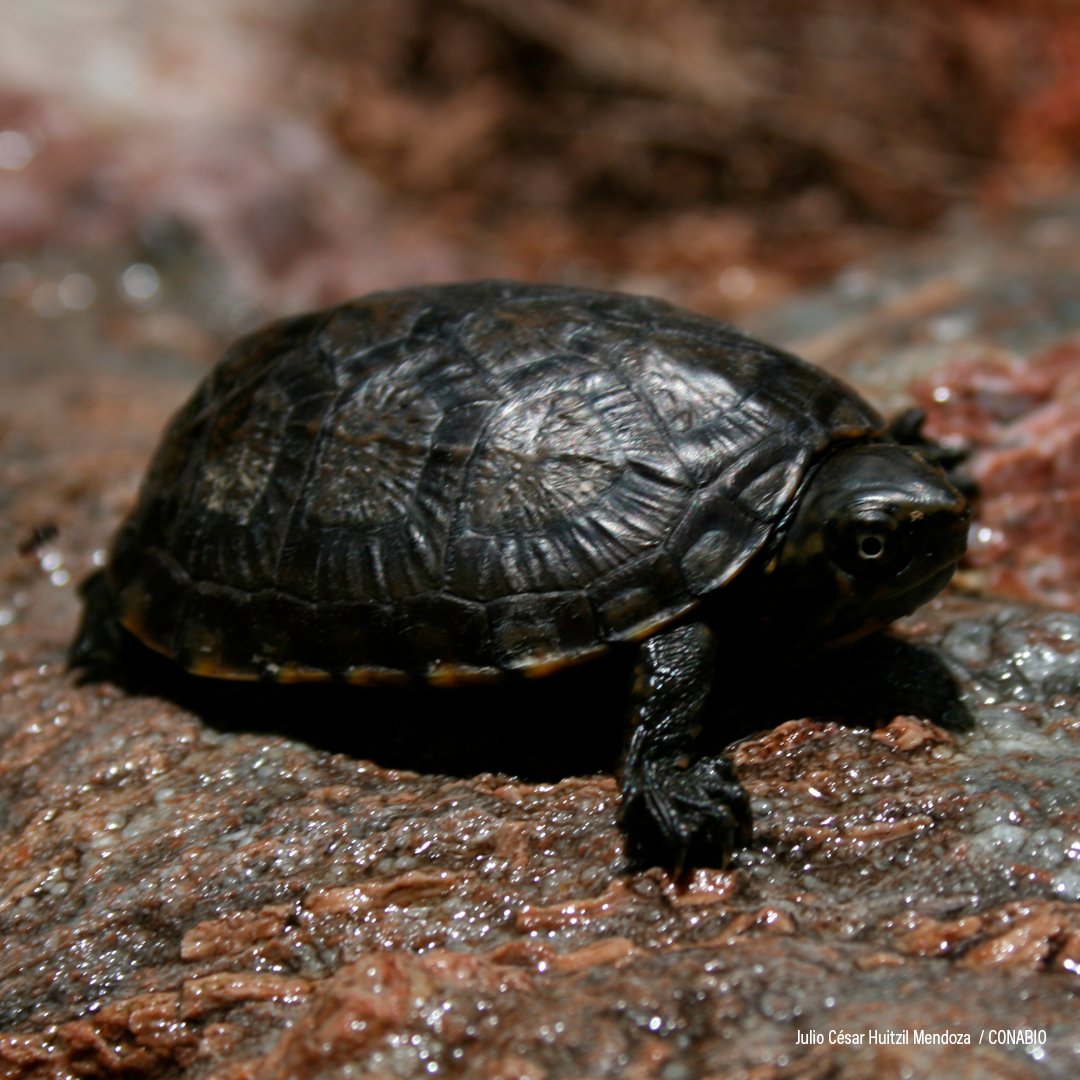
622;753;751;872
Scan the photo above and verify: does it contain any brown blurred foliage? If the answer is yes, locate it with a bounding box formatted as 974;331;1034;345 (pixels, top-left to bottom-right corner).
4;0;1080;317
302;0;1080;289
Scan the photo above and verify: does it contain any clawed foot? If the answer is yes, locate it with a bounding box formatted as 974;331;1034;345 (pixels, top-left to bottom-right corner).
620;753;752;873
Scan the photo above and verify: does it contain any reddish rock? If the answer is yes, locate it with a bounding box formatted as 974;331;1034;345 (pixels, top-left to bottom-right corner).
914;340;1080;609
5;254;1080;1079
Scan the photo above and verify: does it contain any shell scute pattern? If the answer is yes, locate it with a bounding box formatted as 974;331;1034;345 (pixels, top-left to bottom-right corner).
457;300;602;384
308;360;442;528
584;371;687;486
316;294;426;371
623;349;742;443
109;282;882;680
488;590;599;669
466;381;625;535
198;374;291;525
443;532;511;604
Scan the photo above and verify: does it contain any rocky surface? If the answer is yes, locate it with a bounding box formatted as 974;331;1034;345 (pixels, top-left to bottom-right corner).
6;599;1080;1079
911;343;1080;611
5;240;1080;1078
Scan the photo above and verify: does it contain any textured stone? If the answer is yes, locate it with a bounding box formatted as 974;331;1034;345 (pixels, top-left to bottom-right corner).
5;268;1080;1080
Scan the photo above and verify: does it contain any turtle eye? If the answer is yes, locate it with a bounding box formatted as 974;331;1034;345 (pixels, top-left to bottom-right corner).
856;532;886;560
828;514;909;577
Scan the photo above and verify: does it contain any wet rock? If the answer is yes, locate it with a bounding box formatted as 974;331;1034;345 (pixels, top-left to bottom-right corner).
7;233;1080;1078
908;340;1080;612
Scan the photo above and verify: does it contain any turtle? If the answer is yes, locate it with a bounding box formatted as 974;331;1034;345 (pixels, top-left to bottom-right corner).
71;280;970;869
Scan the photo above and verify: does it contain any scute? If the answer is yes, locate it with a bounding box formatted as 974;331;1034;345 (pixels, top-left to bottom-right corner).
466;382;624;534
109;281;883;681
308;361;443;527
626;350;742;439
198;375;291;525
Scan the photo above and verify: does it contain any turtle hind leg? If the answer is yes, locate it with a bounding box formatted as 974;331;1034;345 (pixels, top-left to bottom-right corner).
618;622;751;873
68;570;124;680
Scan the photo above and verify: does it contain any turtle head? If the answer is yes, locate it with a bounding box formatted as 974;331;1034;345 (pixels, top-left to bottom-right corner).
763;443;970;646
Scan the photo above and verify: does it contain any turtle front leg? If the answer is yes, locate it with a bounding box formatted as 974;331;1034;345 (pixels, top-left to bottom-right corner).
618;622;752;872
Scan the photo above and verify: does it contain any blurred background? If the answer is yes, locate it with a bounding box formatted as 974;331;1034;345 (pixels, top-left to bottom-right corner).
7;0;1080;626
3;0;1080;335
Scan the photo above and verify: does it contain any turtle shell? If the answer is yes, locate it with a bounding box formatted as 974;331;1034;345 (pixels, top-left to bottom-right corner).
108;281;883;684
